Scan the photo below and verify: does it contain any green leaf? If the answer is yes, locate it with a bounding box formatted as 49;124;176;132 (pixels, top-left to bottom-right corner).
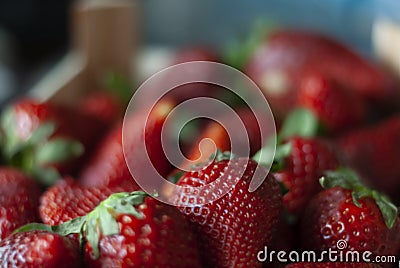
36;138;84;165
167;170;185;184
214;149;233;162
13;223;53;234
372;191;398;229
53;216;87;236
223;20;278;70
253;140;291;172
104;72;133;104
27;122;56;145
86;215;101;258
31;167;61;186
279;108;319;141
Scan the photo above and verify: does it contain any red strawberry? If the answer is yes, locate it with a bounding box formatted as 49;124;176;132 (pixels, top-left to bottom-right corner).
298;72;366;133
178;108;262;172
301;169;400;258
173;156;282;268
0;230;82;267
284;263;381;268
79;91;122;126
273;137;339;216
337;115;400;199
245;29;397;119
0;98;105;185
83;192;201;267
0;168;41;241
39;178;138;226
25;191;202;267
80;99;175;188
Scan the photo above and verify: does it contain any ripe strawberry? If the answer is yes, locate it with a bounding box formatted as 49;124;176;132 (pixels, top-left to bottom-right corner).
178;108;262;172
22;191;202;267
0;98;105;185
273;137;339;216
0;168;41;241
301;169;400;258
0;230;82;267
79;91;122;126
337;115;400;199
298;72;366;133
245;29;397;119
284;263;381;268
39;178;138;226
173;156;282;268
80;100;175;188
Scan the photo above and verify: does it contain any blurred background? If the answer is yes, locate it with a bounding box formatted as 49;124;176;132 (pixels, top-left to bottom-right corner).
0;0;399;106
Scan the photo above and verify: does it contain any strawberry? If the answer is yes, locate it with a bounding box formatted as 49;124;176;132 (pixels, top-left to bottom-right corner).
0;168;41;241
178;108;263;172
273;137;339;216
0;98;105;185
300;168;400;258
298;72;366;133
245;29;397;119
0;230;82;267
79;99;175;188
337;115;400;199
20;191;202;267
284;263;381;268
254;108;339;216
79;91;122;126
173;155;282;268
39;178;138;226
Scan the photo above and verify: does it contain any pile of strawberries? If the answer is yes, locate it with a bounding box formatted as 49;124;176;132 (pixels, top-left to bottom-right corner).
0;28;400;268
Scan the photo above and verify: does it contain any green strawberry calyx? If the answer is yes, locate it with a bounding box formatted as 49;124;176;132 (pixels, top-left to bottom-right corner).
320;168;398;229
0;107;83;186
14;191;148;259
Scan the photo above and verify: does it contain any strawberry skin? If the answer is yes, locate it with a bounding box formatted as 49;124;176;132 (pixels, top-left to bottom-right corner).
245;30;396;119
79;91;122;127
80;100;174;188
0;230;82;267
284;263;381;268
301;187;400;257
39;178;138;226
0;168;41;241
84;196;202;268
0;98;106;182
274;137;338;215
174;158;282;268
298;72;366;133
337;115;400;198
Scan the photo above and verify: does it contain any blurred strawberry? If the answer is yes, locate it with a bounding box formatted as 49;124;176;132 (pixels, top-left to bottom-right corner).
298;72;366;133
79;91;122;126
178;108;263;172
0;98;105;185
245;30;397;119
0;168;41;241
337;115;400;199
0;230;82;267
79;99;175;189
